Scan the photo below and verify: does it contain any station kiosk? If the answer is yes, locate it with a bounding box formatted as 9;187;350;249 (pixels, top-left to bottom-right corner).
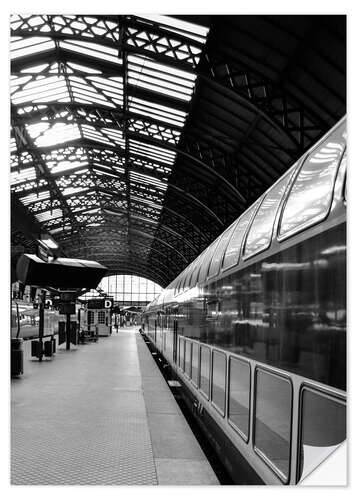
81;298;113;337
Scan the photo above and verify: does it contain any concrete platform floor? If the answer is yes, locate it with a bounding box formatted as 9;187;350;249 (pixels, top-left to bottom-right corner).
11;327;219;486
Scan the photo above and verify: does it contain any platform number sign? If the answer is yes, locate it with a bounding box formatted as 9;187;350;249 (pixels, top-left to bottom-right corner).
104;299;113;309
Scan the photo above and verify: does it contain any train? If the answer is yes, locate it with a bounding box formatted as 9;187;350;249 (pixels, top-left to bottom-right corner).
11;299;61;339
142;117;347;485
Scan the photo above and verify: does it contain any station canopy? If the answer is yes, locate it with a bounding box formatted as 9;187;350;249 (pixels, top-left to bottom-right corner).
11;15;346;287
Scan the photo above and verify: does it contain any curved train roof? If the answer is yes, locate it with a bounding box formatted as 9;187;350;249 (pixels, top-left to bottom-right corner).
148;115;346;308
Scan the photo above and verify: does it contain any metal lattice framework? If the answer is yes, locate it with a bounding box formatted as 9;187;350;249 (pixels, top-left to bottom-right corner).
11;14;346;287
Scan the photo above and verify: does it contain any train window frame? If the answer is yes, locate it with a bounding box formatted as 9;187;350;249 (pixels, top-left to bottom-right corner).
277;124;346;242
199;344;211;401
197;235;222;285
242;169;295;261
191;341;200;388
184;339;192;378
211;349;227;417
253;366;293;484
191;247;209;288
187;255;200;289
207;219;239;279
227;356;251;443
297;384;346;484
221;201;260;273
178;336;185;371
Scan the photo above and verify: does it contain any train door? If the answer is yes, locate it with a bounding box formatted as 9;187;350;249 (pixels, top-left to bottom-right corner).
154;319;157;345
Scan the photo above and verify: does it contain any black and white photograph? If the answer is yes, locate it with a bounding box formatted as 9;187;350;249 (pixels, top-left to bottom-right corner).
6;2;351;492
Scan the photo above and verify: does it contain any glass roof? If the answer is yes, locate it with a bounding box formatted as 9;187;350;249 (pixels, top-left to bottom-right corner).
10;14;209;272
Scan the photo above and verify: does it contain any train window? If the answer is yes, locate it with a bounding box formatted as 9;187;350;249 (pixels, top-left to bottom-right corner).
191;342;199;386
279;122;346;239
208;221;237;278
198;237;221;283
212;350;226;415
178;337;185;370
254;369;292;482
187;256;199;288
199;345;211;398
298;388;346;483
228;357;250;441
184;340;192;377
244;171;293;259
222;202;259;270
183;260;195;291
191;248;209;287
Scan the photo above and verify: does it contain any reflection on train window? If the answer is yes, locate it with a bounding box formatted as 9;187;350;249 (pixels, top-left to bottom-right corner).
191;248;209;287
280;122;346;239
184;340;192;377
228;358;250;440
191;342;199;385
179;337;185;370
298;388;346;483
244;171;293;258
212;350;226;414
199;345;211;398
222;202;258;270
254;369;292;482
209;221;237;277
198;236;221;283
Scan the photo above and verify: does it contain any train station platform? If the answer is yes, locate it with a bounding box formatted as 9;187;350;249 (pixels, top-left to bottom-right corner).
11;327;219;485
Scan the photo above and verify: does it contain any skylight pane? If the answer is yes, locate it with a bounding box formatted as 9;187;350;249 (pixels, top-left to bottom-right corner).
34;123;81;147
141;14;209;40
35;208;63;222
59;40;122;65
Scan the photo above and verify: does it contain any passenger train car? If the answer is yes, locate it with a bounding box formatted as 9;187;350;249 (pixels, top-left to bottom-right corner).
143;117;347;485
11;299;61;339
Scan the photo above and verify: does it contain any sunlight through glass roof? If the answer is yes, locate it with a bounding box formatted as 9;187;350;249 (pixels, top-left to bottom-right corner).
11;14;209;273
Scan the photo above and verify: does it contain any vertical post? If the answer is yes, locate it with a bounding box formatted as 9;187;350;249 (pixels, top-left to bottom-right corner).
66;312;71;350
38;290;46;362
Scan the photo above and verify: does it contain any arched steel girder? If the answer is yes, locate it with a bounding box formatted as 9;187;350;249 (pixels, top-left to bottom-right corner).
105;264;168;288
160;205;211;245
12;106;246;206
11;22;316;152
167;184;223;228
66;238;182;275
100;207;198;253
74;250;173;287
25;138;226;229
61;224;189;265
11;16;205;74
130;228;189;264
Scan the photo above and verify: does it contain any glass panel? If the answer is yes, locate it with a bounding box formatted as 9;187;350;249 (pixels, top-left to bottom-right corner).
179;337;185;370
191;248;209;287
184;340;192;377
223;202;258;270
280;122;346;238
244;171;293;258
212;351;226;414
198;237;221;283
199;345;210;397
298;389;346;482
254;369;292;481
209;221;237;277
191;342;199;385
228;358;250;439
